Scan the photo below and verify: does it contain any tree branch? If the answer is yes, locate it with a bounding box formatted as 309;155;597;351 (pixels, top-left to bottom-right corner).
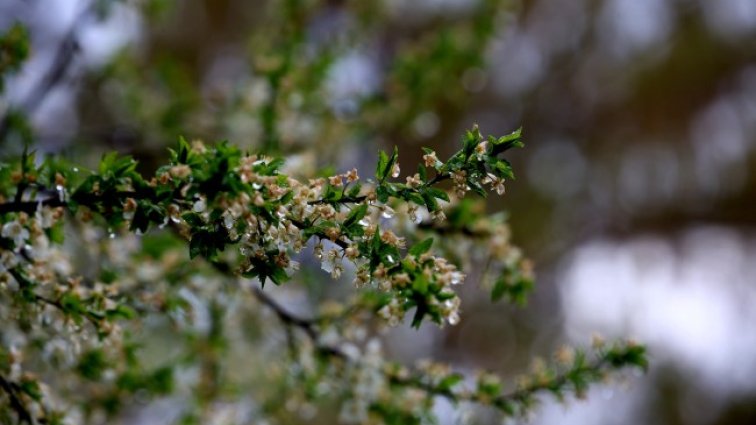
0;1;94;143
0;375;33;424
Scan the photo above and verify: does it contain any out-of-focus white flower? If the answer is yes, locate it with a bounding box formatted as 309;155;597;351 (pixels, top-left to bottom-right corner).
2;221;29;248
193;197;207;213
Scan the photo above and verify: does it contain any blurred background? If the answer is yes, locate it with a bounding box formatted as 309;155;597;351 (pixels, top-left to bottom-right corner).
2;0;756;423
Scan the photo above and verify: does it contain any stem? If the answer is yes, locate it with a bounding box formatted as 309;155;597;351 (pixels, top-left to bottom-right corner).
0;198;65;214
387;357;610;411
0;375;33;424
247;283;348;360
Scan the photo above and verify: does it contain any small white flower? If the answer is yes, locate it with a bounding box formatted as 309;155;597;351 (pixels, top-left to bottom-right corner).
193;198;207;213
380;205;395;219
328;175;343;187
431;210;446;222
169;164;192;179
423;151;439;168
450;271;464;285
2;221;29;248
36;206;56;228
122;197;138;220
331;264;343;279
486;173;506;195
405;173;422;188
475;141;488;160
0;250;18;271
167;204;182;223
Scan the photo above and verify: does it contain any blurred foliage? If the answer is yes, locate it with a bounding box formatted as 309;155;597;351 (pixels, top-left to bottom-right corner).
0;23;29;93
2;0;756;423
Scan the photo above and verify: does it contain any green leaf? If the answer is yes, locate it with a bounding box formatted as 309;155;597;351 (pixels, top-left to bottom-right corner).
477;378;502;398
0;23;30;93
418;163;427;181
59;292;86;317
129;203;150;233
242;250;289;287
408;237;434;256
177;136;191;163
343;203;369;228
182;212;205;228
420;189;440;212
489;157;515;180
491;278;507;302
425;187;450;202
438;373;464;391
388;146;398;176
376;146;399;182
106;304;137;320
323;183;342;202
346;182;362;198
18;378;42;401
410;302;428;329
463;129;480;158
404;191;425;206
48;223;65;244
376;149;389;181
496;127;522;144
468;179;487;197
606;344;648;370
376;184;391;203
268;267;289;286
77;349;108;381
278;190;294;205
491;274;533;306
189;230;217;259
259;157;285;175
492;127;524;153
412;274;429;294
99;152;119;175
147;367;174;394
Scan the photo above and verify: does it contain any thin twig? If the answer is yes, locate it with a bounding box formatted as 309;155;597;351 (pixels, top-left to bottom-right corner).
387;358;610;409
0;1;95;142
0;375;33;424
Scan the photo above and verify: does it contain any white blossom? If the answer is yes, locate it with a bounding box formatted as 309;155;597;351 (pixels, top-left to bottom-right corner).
2;220;29;248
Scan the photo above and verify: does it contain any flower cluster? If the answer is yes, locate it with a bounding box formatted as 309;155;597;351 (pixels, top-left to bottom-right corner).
0;126;647;424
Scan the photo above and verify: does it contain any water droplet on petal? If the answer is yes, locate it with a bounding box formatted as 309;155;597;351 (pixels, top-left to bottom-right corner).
450;272;463;285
